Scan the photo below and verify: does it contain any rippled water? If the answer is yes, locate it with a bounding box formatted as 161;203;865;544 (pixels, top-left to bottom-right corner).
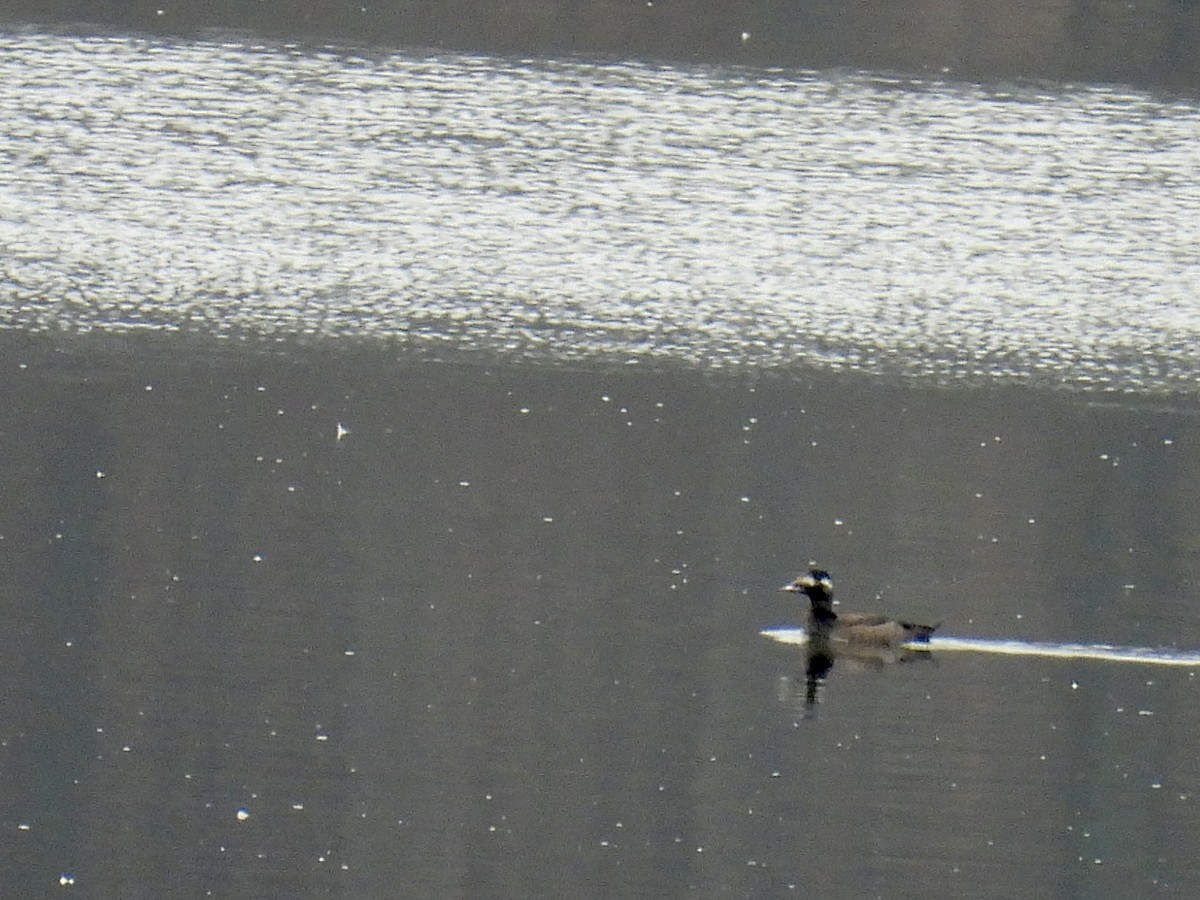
2;30;1199;391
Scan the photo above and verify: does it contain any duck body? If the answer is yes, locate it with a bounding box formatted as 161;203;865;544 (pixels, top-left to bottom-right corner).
781;569;939;647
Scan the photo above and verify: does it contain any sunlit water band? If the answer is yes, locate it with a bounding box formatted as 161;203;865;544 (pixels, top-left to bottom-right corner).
2;32;1199;392
761;628;1200;667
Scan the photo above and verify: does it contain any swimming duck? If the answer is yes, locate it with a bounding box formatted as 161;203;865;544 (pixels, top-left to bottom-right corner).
780;569;939;646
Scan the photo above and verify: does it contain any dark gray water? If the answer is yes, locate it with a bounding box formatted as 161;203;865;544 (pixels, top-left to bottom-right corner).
3;0;1199;90
3;336;1200;897
3;28;1200;900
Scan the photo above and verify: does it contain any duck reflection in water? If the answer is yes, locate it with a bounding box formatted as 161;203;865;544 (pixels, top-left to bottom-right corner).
794;632;933;711
780;568;940;711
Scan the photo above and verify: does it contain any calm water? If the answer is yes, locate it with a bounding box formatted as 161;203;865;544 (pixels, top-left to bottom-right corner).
3;28;1200;900
3;338;1200;897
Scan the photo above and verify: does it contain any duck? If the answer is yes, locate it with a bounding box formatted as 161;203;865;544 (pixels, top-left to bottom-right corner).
780;568;939;646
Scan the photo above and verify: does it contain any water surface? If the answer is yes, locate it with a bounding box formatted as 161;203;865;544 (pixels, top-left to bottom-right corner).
3;29;1200;900
2;32;1198;391
3;337;1200;897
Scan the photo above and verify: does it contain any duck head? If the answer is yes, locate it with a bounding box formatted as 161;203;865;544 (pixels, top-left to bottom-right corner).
780;569;834;600
781;569;837;625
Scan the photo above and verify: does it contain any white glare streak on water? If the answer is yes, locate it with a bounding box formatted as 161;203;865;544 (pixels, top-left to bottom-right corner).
1;31;1199;390
760;629;1200;667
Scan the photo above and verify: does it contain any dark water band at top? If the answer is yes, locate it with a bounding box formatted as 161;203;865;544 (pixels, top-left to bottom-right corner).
3;0;1199;91
761;629;1200;668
